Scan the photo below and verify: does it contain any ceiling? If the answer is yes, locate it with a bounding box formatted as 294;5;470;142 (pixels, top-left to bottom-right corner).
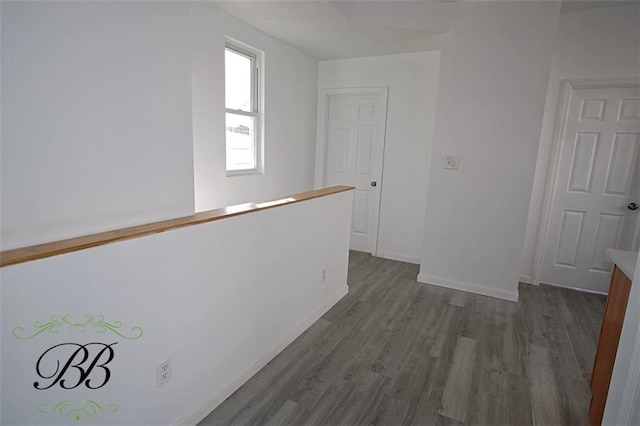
214;0;639;61
214;1;451;60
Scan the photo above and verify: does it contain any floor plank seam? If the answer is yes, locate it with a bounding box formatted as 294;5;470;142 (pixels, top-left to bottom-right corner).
199;251;605;426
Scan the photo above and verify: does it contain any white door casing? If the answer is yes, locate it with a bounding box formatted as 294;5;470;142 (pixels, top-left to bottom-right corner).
318;88;388;254
540;83;640;293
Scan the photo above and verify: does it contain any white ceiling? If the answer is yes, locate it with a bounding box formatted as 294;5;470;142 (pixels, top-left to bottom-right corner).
214;0;639;61
214;1;451;60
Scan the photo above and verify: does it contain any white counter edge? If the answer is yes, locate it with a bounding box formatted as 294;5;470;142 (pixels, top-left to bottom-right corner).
607;249;638;280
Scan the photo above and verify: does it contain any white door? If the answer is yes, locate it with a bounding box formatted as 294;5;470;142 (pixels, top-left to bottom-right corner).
324;89;388;254
541;86;640;293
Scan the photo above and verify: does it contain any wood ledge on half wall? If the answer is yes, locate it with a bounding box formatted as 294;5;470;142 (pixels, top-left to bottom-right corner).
0;185;354;268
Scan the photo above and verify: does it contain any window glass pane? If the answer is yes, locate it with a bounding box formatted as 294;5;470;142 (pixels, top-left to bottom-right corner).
226;113;256;171
225;48;252;112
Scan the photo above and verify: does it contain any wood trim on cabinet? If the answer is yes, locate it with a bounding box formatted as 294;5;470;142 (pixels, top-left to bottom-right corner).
0;186;354;268
589;265;633;426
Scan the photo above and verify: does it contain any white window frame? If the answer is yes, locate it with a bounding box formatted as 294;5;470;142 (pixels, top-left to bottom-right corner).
225;38;264;176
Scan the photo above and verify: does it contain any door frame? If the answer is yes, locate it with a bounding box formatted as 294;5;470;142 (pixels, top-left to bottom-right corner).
314;86;389;256
533;77;640;287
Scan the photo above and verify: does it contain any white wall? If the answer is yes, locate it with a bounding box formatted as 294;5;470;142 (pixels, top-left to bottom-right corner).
317;52;440;264
1;1;320;250
418;2;561;301
520;5;640;284
1;190;353;425
191;2;319;212
1;2;195;250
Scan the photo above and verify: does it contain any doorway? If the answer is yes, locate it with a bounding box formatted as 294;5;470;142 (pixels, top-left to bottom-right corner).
317;87;389;255
539;80;640;293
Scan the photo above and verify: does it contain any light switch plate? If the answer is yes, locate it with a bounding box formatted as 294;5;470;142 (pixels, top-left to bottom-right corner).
443;155;460;170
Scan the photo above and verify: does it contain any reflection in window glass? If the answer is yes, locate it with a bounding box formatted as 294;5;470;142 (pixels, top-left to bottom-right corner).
225;113;256;171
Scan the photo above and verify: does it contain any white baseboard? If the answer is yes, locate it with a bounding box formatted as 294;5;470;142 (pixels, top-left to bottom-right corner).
175;285;349;425
541;280;608;296
375;251;420;265
519;274;535;285
417;273;519;302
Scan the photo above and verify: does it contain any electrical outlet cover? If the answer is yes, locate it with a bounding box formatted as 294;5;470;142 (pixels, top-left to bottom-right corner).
157;358;171;388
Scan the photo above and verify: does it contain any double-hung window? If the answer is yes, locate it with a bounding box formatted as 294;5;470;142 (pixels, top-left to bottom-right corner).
225;40;262;174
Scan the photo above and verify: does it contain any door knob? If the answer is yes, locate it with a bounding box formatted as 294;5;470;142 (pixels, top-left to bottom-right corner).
371;181;377;187
629;202;639;211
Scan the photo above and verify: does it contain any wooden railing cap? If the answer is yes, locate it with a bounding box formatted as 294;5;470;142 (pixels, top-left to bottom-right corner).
0;186;354;268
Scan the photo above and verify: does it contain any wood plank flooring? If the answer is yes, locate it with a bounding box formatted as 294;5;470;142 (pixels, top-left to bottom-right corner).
200;251;606;425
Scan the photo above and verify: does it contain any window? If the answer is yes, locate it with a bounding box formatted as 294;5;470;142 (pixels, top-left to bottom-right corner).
225;40;262;174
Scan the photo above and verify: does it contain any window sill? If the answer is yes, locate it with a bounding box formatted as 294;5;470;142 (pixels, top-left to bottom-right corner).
226;168;264;177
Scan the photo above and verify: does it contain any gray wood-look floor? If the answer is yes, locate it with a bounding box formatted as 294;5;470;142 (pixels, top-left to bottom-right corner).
200;251;606;426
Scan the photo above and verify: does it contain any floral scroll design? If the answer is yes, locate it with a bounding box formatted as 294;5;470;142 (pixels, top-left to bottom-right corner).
37;400;119;421
12;314;143;340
